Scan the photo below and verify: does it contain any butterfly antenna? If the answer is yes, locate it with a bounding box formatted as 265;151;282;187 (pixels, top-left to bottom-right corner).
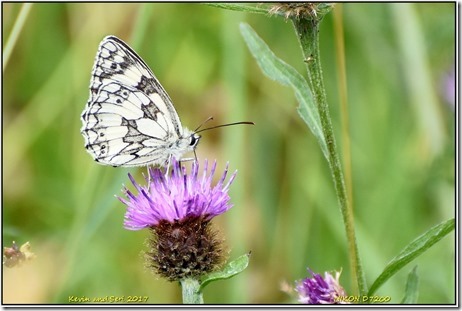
196;121;255;133
194;116;214;132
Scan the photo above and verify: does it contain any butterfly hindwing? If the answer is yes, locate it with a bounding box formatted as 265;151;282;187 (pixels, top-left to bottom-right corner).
81;36;198;167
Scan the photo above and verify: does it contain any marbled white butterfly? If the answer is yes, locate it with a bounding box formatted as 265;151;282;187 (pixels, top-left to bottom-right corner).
81;35;252;167
81;36;216;167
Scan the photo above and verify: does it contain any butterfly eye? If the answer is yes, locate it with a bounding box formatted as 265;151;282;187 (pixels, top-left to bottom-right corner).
189;134;201;147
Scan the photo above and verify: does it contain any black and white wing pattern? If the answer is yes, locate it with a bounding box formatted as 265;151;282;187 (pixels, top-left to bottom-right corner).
81;35;200;167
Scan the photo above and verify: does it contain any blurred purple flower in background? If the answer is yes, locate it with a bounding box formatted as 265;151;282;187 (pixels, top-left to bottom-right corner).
296;269;348;304
442;66;455;109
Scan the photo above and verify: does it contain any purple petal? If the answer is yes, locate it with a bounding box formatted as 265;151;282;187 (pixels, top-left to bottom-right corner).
118;159;237;230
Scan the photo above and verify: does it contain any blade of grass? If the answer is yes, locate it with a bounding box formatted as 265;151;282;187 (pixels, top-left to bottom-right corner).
391;3;446;160
368;218;454;295
130;3;154;49
401;266;419;304
222;11;250;303
3;3;33;71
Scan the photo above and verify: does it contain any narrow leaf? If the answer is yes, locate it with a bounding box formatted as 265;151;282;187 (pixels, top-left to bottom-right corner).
401;266;419;304
199;252;251;291
240;23;328;159
368;218;454;295
205;3;269;15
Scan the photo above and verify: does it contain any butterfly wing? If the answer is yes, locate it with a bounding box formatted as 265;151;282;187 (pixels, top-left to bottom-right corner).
81;36;185;167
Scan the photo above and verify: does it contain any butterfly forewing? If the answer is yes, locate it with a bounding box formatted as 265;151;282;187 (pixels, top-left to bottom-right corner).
81;36;197;167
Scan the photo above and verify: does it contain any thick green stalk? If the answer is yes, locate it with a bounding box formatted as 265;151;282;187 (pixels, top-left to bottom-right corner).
180;278;204;304
291;16;366;296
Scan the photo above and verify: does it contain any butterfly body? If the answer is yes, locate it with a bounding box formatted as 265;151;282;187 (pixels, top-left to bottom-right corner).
81;36;200;167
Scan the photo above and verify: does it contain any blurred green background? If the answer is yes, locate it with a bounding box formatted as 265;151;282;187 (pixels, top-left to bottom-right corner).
3;3;455;304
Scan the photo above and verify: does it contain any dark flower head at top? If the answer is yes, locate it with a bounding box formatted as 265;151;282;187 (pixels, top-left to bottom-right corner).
119;159;237;281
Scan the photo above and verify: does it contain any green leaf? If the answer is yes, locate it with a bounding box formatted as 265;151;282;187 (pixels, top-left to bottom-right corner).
239;23;328;159
401;266;419;304
205;3;269;15
368;218;454;296
199;252;250;291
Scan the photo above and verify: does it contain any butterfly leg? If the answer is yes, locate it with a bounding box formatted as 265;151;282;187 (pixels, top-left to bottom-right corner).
144;165;152;188
164;155;174;179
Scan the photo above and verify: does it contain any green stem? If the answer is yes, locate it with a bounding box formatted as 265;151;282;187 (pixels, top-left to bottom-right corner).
180;278;204;304
291;15;366;296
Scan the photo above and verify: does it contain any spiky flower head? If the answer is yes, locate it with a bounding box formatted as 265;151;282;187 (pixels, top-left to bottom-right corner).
119;159;236;281
296;269;348;304
269;3;334;21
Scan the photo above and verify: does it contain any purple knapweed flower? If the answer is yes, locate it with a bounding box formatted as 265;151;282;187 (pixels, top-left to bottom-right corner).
296;269;348;304
120;159;236;230
119;159;236;281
